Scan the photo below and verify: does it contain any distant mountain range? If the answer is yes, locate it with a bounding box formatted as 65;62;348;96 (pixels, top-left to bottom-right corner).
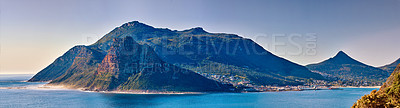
380;58;400;73
306;51;389;85
353;64;400;107
29;21;325;91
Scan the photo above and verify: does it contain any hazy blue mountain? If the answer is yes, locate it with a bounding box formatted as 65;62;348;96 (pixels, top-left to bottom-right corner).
306;51;388;85
30;21;325;86
380;58;400;74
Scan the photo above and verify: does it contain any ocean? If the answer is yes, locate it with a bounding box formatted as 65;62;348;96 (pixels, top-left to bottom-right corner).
0;74;376;108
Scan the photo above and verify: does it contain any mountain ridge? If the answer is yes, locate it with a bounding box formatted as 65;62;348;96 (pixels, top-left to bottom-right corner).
306;51;388;86
92;21;325;85
380;58;400;73
48;36;227;92
29;21;325;87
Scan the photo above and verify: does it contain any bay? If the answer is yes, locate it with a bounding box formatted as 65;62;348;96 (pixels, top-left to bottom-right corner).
0;74;375;108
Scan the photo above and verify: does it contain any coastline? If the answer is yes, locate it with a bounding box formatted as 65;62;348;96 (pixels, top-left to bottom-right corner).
337;86;381;88
1;81;381;94
0;83;207;94
86;90;206;94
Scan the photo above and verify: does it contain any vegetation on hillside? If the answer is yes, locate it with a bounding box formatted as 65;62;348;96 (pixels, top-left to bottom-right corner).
30;21;325;86
307;51;388;86
353;64;400;108
48;36;227;92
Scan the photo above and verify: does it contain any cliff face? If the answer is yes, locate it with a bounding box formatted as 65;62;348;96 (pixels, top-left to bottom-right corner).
28;46;105;82
47;45;105;87
49;36;225;92
89;21;324;85
352;64;400;108
30;21;325;86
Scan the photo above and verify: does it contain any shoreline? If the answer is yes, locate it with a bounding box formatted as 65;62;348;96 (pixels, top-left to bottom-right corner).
337;86;381;88
86;90;206;94
0;81;381;94
1;83;209;94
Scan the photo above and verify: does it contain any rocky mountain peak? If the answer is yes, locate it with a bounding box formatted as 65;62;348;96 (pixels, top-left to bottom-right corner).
329;51;363;65
333;51;350;58
31;21;325;87
118;21;155;30
183;27;208;34
306;50;388;85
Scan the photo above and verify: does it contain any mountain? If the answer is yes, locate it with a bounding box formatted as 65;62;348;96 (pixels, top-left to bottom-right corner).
47;36;226;92
29;21;324;86
352;64;400;108
28;45;97;82
306;51;388;85
380;58;400;73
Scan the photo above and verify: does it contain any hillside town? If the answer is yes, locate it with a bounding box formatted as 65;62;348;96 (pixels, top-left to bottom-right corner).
196;72;347;92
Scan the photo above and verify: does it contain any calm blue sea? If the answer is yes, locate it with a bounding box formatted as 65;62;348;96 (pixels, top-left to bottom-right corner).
0;74;376;108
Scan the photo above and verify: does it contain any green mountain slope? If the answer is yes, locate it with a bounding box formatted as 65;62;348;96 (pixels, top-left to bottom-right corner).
49;36;226;92
28;46;105;82
380;58;400;75
353;64;400;108
89;21;324;85
29;21;325;86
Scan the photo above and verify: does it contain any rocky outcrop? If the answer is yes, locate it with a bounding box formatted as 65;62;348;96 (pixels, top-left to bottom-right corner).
353;64;400;108
28;45;105;82
30;21;325;86
49;36;226;92
89;21;325;85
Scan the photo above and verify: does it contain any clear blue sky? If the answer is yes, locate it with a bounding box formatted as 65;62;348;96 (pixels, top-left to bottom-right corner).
1;0;400;74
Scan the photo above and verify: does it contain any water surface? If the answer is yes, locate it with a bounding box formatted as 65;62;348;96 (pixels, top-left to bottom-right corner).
0;74;375;108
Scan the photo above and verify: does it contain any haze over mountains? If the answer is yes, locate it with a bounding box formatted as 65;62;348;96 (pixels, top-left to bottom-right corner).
306;51;389;85
29;21;325;91
28;21;400;92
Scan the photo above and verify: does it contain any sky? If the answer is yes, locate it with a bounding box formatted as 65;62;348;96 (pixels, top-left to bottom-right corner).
1;0;400;74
